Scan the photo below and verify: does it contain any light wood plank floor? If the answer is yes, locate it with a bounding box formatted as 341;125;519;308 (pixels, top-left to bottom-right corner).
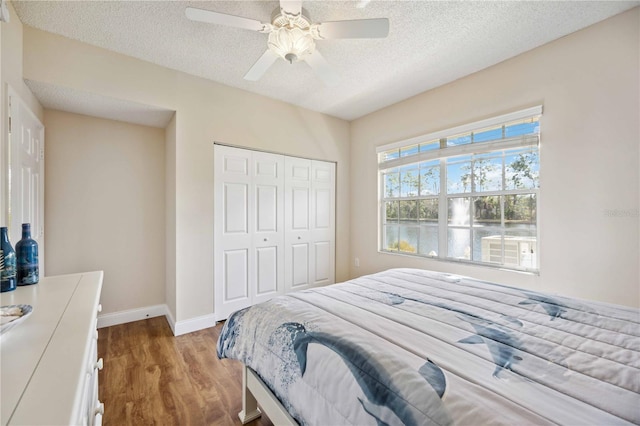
98;316;274;426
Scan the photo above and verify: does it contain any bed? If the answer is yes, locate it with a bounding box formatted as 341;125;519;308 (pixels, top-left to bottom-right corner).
217;268;640;425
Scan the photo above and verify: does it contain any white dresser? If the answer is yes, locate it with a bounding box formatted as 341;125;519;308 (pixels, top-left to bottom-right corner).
0;271;104;425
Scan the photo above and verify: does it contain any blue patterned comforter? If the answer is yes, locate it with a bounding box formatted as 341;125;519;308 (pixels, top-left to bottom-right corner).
217;268;640;425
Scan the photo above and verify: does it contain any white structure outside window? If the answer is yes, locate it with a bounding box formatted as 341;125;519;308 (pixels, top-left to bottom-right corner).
378;106;541;272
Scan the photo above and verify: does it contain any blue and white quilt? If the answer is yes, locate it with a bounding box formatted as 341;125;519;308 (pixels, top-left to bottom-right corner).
217;268;640;425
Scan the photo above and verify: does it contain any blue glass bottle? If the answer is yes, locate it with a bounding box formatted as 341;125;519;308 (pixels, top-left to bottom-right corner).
0;227;17;292
16;223;39;286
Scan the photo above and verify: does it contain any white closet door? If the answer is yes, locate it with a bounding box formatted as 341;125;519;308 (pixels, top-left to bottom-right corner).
310;160;335;287
284;157;312;292
252;151;284;305
214;146;253;320
215;146;335;320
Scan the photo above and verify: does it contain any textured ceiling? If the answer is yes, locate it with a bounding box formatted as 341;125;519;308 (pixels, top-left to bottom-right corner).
13;0;639;123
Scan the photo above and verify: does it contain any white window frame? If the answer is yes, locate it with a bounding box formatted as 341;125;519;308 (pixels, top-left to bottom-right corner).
377;106;542;273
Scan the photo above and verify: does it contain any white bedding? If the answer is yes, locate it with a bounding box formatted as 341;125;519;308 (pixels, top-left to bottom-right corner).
217;268;640;425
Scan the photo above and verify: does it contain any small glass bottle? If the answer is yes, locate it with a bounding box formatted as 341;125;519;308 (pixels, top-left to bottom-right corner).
0;227;17;292
16;223;39;286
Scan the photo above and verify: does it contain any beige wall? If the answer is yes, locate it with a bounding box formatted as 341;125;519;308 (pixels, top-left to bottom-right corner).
165;113;176;320
350;8;640;307
23;26;351;322
44;109;166;313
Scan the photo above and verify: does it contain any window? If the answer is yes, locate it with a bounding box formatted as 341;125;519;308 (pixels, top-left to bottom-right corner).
378;106;541;272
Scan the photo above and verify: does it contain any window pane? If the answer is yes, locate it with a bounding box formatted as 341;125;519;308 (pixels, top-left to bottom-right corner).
448;228;470;259
505;149;539;190
448;197;470;226
383;225;399;251
398;226;418;253
418;225;438;256
385;201;399;223
419;199;438;222
420;140;440;151
400;165;420;197
399;200;418;221
504;229;537;269
473;126;503;143
504;194;536;226
447;132;471;147
473;196;500;226
473;155;502;192
380;149;399;162
474;228;502;263
383;169;400;197
447;156;472;194
505;118;539;137
420;162;440;196
400;144;419;158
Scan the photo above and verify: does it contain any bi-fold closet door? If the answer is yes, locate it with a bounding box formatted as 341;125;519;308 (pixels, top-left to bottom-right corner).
214;145;335;321
284;157;335;293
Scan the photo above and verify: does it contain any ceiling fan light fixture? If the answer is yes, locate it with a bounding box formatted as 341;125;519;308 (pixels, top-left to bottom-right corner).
268;27;315;63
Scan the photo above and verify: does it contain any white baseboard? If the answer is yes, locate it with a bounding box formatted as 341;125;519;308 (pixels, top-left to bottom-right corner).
98;304;217;336
97;304;168;329
172;313;217;336
165;308;177;334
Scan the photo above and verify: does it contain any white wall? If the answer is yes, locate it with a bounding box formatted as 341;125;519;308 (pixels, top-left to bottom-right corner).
44;109;166;314
22;26;351;323
350;8;640;307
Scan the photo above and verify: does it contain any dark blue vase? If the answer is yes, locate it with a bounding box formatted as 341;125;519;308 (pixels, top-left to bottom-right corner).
16;223;39;286
0;227;17;292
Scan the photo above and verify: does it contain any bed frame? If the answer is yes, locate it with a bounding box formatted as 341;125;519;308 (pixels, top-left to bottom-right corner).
239;365;297;425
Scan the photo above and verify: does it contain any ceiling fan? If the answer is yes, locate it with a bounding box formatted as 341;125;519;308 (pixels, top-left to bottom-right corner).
185;0;389;86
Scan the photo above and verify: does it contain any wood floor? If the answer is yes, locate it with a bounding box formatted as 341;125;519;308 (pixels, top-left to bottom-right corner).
98;316;274;426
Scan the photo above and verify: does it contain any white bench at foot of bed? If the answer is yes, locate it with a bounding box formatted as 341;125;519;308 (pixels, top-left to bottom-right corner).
240;365;298;425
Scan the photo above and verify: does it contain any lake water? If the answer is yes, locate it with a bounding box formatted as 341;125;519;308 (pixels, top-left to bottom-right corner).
383;221;536;266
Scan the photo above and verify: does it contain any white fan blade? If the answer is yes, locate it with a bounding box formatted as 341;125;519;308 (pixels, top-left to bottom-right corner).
314;18;389;39
244;50;279;81
305;50;340;87
185;7;266;32
280;0;302;17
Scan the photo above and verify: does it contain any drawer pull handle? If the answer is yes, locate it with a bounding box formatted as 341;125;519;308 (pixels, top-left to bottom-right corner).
94;329;99;340
97;304;103;313
94;402;105;416
95;358;104;371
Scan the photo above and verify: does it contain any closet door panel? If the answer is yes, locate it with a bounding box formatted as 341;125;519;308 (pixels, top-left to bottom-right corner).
223;249;249;301
314;188;331;229
314;241;331;283
291;243;309;288
224;183;248;233
255;247;278;296
256;185;277;232
252;151;285;305
291;188;310;229
215;145;254;320
285;157;312;292
310;160;336;287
